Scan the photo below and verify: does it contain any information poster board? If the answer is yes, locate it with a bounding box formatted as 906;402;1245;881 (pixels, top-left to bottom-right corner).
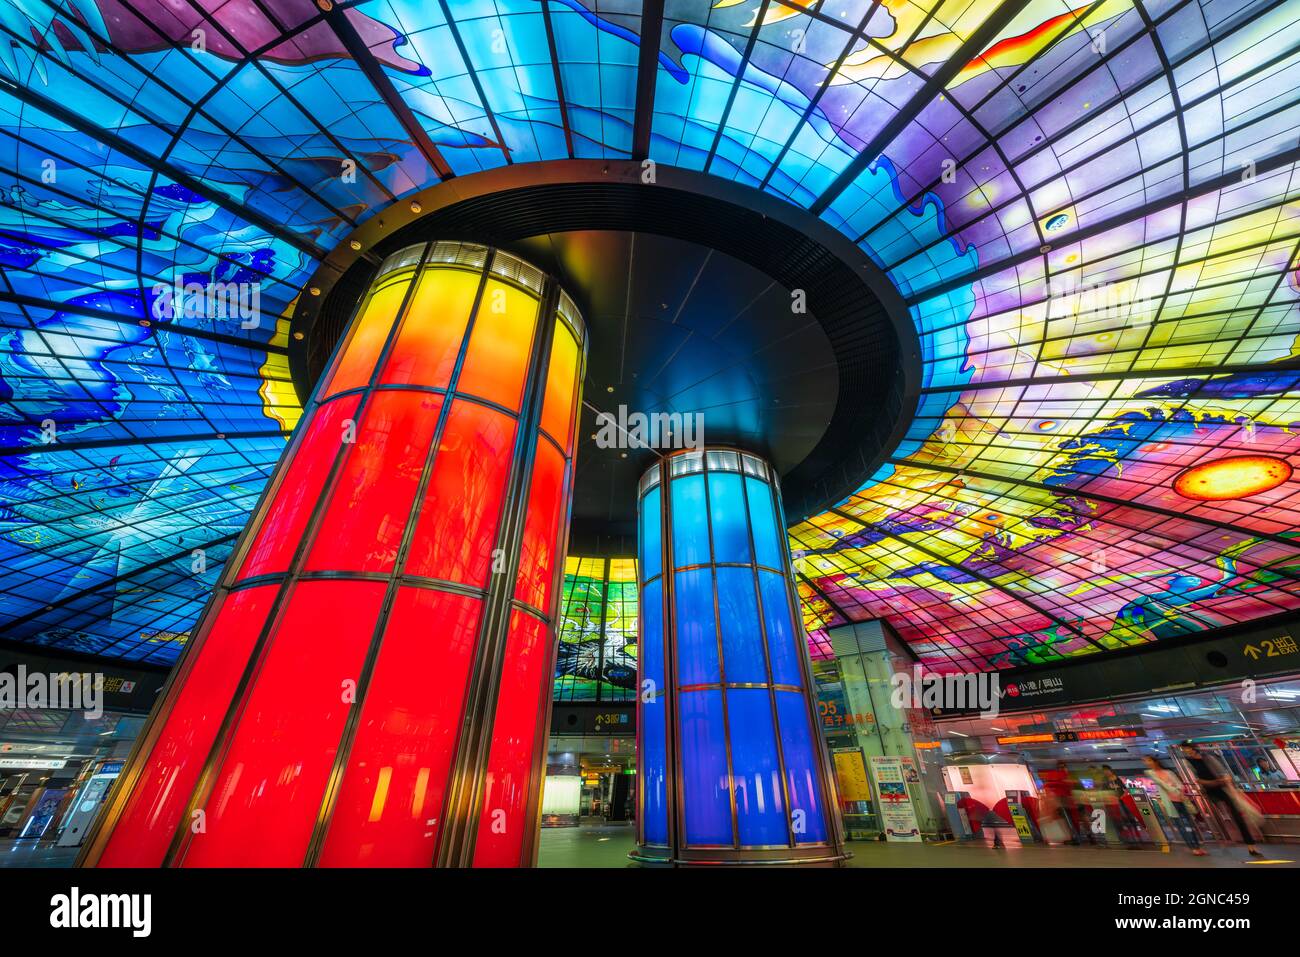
869;756;922;841
832;748;872;802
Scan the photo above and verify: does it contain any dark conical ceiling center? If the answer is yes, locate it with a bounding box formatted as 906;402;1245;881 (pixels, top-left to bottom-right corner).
291;168;919;553
507;230;837;552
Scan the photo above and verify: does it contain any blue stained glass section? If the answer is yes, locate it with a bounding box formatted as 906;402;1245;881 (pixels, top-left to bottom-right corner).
642;579;668;845
727;688;788;848
716;567;765;684
707;471;750;564
642;579;664;698
775;690;827;844
639;486;662;582
670;474;708;568
673;567;718;686
679;689;732;846
745;477;782;570
759;571;803;688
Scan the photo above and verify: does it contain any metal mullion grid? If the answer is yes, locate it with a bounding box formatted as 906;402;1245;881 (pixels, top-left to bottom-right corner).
769;471;848;854
12;517;250;630
53;566;233;661
914;222;1300;358
916;405;1300;519
859;0;1188;251
902;139;1300;306
868;467;1300;614
540;0;576;158
909;232;1300;499
0;436;274;520
695;454;741;851
596;558;612;701
0;57;326;262
702;0;771;174
0;145;293;300
155;243;437;867
520;317;587;866
807;544;981;660
436;269;557;866
0;428;286;460
435;0;513;167
318;0;454;181
928;170;1300;328
887;41;1300;288
301;250;496;866
809;0;1034;216
47;0;371;229
874;462;1300;661
0;272;160;461
756;1;892;193
3;7;347;238
828;503;1106;655
244;0;411;199
554;562;587;703
735;469;797;849
869;0;1287;248
1030;234;1300;503
0;275;269;624
10;532;237;639
720;6;863;184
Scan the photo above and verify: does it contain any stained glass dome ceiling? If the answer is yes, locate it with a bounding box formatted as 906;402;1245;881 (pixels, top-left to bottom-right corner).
2;0;1299;673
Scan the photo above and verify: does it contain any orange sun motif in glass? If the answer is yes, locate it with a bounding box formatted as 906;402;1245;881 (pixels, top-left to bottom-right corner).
1172;455;1293;501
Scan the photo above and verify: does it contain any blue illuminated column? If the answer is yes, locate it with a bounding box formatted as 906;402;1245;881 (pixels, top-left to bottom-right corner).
634;449;846;865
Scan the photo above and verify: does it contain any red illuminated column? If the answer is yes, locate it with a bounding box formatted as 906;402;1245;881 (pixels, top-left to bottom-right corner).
82;242;585;867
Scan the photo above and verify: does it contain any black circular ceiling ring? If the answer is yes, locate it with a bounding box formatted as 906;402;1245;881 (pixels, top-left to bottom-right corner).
289;161;920;525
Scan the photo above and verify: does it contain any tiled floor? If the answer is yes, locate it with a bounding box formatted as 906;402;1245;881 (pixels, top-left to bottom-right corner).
534;824;1300;868
2;829;1292;868
0;839;79;868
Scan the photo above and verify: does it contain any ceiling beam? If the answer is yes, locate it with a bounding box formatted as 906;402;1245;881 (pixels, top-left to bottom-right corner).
0;78;328;263
631;0;666;160
435;0;511;166
0;430;289;458
703;0;770;173
0;533;241;632
321;4;455;181
809;0;1034;216
541;0;575;158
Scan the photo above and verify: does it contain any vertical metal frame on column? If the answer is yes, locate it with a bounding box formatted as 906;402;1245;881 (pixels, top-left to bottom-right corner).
82;241;585;868
437;277;587;867
162;243;438;868
299;247;498;866
766;465;849;854
633;447;846;865
78;242;407;868
518;292;587;867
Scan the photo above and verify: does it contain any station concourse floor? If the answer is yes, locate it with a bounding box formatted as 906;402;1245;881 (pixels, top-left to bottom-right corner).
534;823;1300;868
2;828;1294;868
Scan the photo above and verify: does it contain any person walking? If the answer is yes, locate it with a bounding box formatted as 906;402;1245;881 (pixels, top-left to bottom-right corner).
1143;754;1206;856
1181;742;1263;856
